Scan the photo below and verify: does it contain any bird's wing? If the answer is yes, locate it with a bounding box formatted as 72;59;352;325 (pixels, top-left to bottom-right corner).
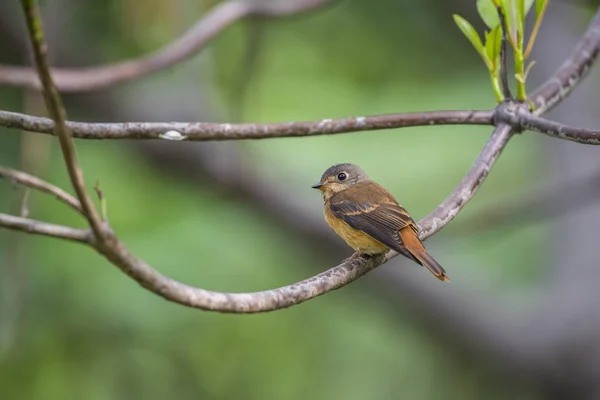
328;181;418;251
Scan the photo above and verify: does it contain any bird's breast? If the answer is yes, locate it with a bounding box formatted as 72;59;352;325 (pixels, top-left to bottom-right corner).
324;205;388;255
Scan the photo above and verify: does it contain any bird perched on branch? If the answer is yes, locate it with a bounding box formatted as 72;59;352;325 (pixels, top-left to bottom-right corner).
312;163;449;282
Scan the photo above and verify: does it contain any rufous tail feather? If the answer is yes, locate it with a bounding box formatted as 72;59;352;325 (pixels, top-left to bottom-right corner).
399;227;450;282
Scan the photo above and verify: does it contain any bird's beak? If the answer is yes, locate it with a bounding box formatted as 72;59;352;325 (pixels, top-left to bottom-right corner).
311;182;324;189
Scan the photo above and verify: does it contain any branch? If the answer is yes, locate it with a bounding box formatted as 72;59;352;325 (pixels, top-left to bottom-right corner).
0;0;338;92
0;109;494;140
417;120;513;240
493;102;600;144
0;166;82;215
513;108;600;144
452;167;600;235
0;119;512;313
530;8;600;114
0;213;90;243
20;0;105;239
1;3;599;314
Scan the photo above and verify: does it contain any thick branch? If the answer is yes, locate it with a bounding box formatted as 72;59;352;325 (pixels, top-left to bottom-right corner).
417;121;513;240
1;118;512;313
1;4;599;314
0;109;494;140
0;0;337;92
530;8;600;114
452;167;600;235
93;117;510;312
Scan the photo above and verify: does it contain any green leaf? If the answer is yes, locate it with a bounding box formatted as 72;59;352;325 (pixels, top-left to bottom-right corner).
515;0;534;38
497;0;515;46
477;0;500;29
453;14;491;69
525;0;535;14
515;0;525;48
493;24;502;61
484;25;502;72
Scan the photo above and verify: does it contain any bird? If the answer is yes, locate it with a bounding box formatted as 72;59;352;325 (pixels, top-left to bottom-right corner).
312;163;449;282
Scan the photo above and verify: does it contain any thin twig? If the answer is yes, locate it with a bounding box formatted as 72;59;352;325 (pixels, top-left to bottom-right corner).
229;19;266;121
0;213;91;243
0;109;494;140
0;166;83;214
0;0;338;92
524;0;549;59
19;0;104;239
497;6;513;100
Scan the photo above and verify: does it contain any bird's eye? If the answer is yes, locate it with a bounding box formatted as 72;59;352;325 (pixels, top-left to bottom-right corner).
337;172;348;181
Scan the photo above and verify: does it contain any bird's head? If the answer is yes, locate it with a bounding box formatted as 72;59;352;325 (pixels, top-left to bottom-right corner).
312;163;369;199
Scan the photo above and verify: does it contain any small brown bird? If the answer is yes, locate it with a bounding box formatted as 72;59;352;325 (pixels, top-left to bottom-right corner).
312;163;449;282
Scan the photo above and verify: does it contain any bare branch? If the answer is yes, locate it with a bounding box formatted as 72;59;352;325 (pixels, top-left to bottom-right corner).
0;213;90;243
514;108;600;144
84;4;599;313
2;113;510;313
1;121;511;313
0;109;494;140
530;8;600;114
93;125;513;313
452;167;600;235
0;166;82;214
0;0;337;92
20;0;106;240
95;244;385;312
494;102;600;144
0;3;599;315
417;121;513;240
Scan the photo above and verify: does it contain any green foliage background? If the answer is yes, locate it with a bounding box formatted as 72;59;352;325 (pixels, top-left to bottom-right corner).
0;0;551;399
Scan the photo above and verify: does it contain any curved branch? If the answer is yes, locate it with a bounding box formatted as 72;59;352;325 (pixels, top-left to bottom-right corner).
58;122;513;313
2;2;600;315
0;109;494;140
89;116;510;312
530;8;600;114
95;239;385;312
0;213;90;243
0;0;337;92
0;166;83;214
417;121;513;240
0;120;513;313
452;167;600;236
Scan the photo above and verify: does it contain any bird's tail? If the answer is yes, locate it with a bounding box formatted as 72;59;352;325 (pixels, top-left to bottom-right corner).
411;247;450;282
399;227;450;282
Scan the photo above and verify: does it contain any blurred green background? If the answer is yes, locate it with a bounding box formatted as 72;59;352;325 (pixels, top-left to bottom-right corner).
1;0;595;399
